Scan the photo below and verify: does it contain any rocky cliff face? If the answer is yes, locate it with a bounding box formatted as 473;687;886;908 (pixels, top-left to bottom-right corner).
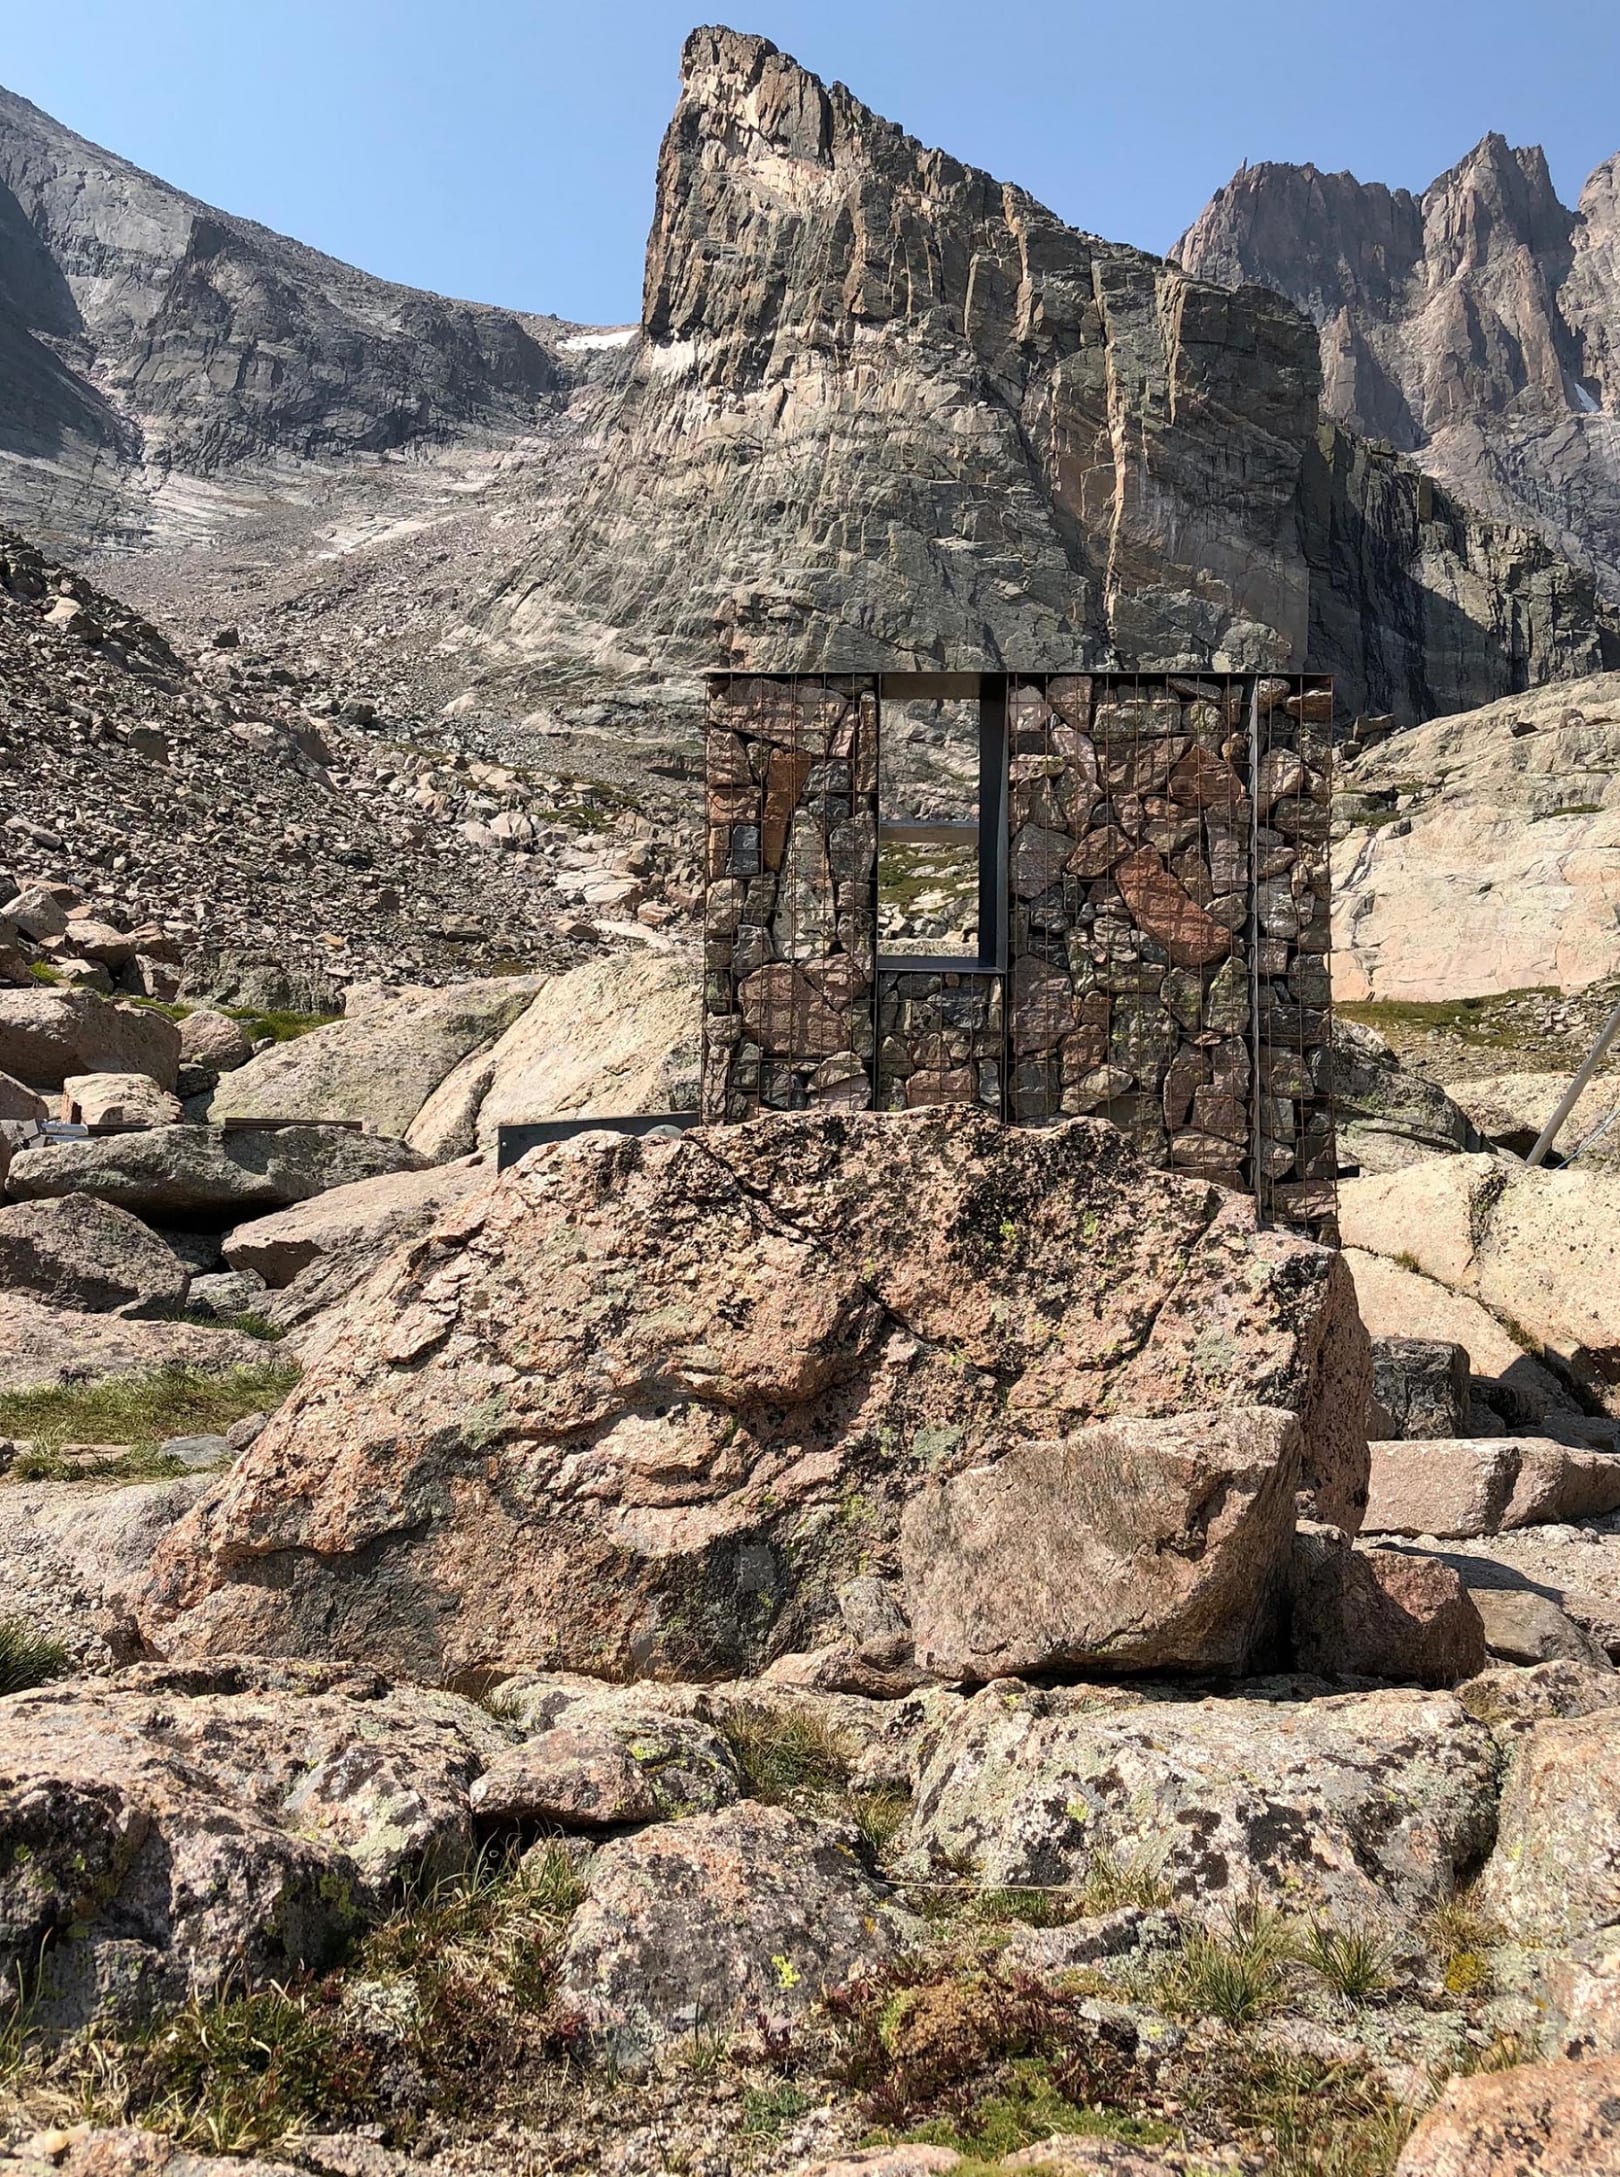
483;30;1615;723
0;83;564;544
1177;133;1620;614
0;35;1615;730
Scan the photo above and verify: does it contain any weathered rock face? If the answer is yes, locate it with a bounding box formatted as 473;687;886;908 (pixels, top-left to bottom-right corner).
1366;1437;1620;1540
557;1800;916;2063
1329;1021;1485;1172
1178;135;1620;611
1340;1155;1620;1395
0;80;560;541
0;1660;505;2027
222;1157;488;1288
905;1679;1501;1933
488;30;1610;724
1394;2052;1620;2175
899;1409;1302;1681
138;1108;1368;1682
1479;1710;1620;1944
0;1476;211;1667
0;1194;189;1316
1334;673;1620;1001
5;1122;426;1221
0;987;180;1091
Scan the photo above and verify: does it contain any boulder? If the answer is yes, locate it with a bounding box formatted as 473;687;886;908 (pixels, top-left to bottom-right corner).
0;988;180;1091
405;951;699;1159
469;1716;741;1826
1470;1587;1613;1669
0;1069;46;1124
208;975;544;1137
1479;1709;1620;1944
0;1476;212;1667
1341;1157;1620;1389
1367;1336;1472;1440
1288;1529;1488;1685
4;1124;427;1222
557;1799;916;2063
1365;1440;1520;1539
1449;1069;1620;1164
1504;1441;1620;1527
0;1196;189;1316
135;1109;1369;1681
185;1269;269;1320
905;1679;1499;1934
177;1008;253;1072
1394;2053;1620;2174
0;1660;507;2026
60;1071;182;1126
0;1294;274;1394
899;1408;1301;1681
223;1156;489;1288
1329;1020;1485;1174
1346;1248;1595;1437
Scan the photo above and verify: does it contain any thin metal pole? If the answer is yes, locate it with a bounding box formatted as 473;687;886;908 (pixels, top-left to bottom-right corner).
1527;992;1620;1166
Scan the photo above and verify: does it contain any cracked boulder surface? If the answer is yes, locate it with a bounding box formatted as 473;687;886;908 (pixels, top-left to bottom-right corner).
137;1107;1368;1682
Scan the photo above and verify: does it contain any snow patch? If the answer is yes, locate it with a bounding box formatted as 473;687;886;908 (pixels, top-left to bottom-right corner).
560;327;638;352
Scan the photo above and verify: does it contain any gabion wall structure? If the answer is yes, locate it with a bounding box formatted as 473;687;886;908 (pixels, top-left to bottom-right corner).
703;671;1336;1237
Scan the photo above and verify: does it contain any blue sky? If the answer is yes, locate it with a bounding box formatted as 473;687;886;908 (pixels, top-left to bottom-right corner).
5;0;1618;327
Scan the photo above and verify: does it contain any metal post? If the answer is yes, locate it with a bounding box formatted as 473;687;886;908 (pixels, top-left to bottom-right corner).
1527;991;1620;1166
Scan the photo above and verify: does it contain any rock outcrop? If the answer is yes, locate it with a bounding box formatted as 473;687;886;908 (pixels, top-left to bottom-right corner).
1178;135;1620;610
1334;672;1620;1000
138;1108;1369;1680
493;30;1612;724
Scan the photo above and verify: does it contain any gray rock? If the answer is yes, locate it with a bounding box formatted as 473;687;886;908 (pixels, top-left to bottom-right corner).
223;1156;486;1289
0;1194;190;1316
0;1068;46;1124
159;1434;236;1471
469;1717;741;1828
1469;1585;1613;1668
558;1800;917;2064
177;1009;253;1072
1368;1336;1472;1441
5;1123;427;1220
185;1269;270;1319
906;1678;1500;1934
0;1660;508;2028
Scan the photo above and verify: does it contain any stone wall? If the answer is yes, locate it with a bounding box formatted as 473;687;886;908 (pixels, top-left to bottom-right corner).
703;671;1336;1236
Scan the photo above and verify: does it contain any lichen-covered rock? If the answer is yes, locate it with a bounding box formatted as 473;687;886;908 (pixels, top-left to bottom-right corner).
137;1109;1368;1681
1479;1710;1620;1944
900;1409;1301;1680
905;1679;1501;1933
0;2129;305;2177
0;1195;189;1316
469;1717;741;1826
1394;2052;1620;2174
557;1800;916;2062
0;1661;508;2027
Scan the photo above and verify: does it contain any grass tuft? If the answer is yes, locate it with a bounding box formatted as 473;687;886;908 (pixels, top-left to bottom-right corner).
716;1702;856;1805
1298;1921;1396;2004
0;1360;299;1467
0;1619;72;1696
1156;1904;1290;2026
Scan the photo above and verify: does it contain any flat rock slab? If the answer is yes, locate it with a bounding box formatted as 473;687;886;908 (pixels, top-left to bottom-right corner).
0;1194;190;1316
0;1659;508;2028
906;1679;1500;1934
134;1108;1368;1682
5;1123;426;1220
0;1293;272;1393
224;1155;487;1288
1479;1708;1620;1945
558;1798;917;2063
